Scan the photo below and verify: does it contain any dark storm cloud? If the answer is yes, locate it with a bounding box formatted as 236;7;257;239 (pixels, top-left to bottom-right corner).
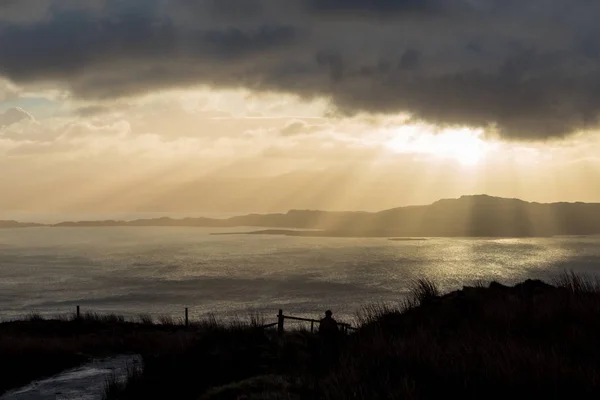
305;0;440;16
2;0;600;140
202;25;299;58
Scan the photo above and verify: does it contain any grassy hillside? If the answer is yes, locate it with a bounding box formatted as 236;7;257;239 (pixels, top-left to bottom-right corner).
2;272;600;399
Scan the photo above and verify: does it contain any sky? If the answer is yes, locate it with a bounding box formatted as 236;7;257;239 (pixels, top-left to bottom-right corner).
2;0;600;214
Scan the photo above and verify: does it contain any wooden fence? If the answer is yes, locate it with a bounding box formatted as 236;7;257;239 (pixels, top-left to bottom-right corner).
73;306;356;334
263;309;356;335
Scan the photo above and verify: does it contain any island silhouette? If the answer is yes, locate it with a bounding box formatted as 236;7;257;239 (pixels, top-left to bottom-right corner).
3;195;600;237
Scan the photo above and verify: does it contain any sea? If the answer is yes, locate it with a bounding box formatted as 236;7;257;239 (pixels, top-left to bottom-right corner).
1;226;600;324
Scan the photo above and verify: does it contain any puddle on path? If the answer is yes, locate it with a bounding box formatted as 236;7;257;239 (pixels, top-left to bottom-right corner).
1;355;141;400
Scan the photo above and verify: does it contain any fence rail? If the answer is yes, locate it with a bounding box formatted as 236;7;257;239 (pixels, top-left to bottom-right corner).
64;306;357;334
266;309;356;334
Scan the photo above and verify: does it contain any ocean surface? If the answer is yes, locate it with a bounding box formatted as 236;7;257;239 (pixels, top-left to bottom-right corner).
1;227;600;323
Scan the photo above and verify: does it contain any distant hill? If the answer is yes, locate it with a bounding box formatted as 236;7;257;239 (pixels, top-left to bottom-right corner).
0;220;44;228
5;195;600;237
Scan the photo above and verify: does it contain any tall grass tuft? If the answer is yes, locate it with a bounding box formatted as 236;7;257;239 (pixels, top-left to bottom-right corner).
158;315;179;326
25;313;44;322
408;277;440;306
198;313;220;330
553;270;600;294
80;312;126;324
355;302;400;326
137;314;153;325
248;310;266;328
102;362;144;400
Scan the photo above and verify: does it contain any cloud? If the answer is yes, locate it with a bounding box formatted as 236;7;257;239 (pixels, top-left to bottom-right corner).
2;1;600;139
279;120;325;137
0;0;52;24
0;79;20;101
74;104;134;117
0;102;310;159
74;105;119;117
304;0;443;16
0;112;122;146
0;107;34;128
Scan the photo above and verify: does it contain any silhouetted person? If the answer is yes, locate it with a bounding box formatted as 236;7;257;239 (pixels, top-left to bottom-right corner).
318;310;340;367
319;310;338;338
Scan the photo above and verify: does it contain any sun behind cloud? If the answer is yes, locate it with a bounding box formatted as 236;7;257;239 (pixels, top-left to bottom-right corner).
385;126;490;167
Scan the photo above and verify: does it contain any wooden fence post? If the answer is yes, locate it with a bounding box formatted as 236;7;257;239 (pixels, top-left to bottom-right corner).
76;305;80;320
277;309;284;335
185;307;189;327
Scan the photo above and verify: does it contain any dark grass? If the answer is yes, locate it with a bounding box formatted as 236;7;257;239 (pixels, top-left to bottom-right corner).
553;270;600;293
4;272;600;399
320;274;600;399
0;311;275;396
137;314;153;325
103;273;600;399
102;362;144;400
407;277;440;306
0;313;196;395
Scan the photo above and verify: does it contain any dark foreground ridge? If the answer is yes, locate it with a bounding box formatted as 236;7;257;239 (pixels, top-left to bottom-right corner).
4;195;600;237
2;272;600;399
